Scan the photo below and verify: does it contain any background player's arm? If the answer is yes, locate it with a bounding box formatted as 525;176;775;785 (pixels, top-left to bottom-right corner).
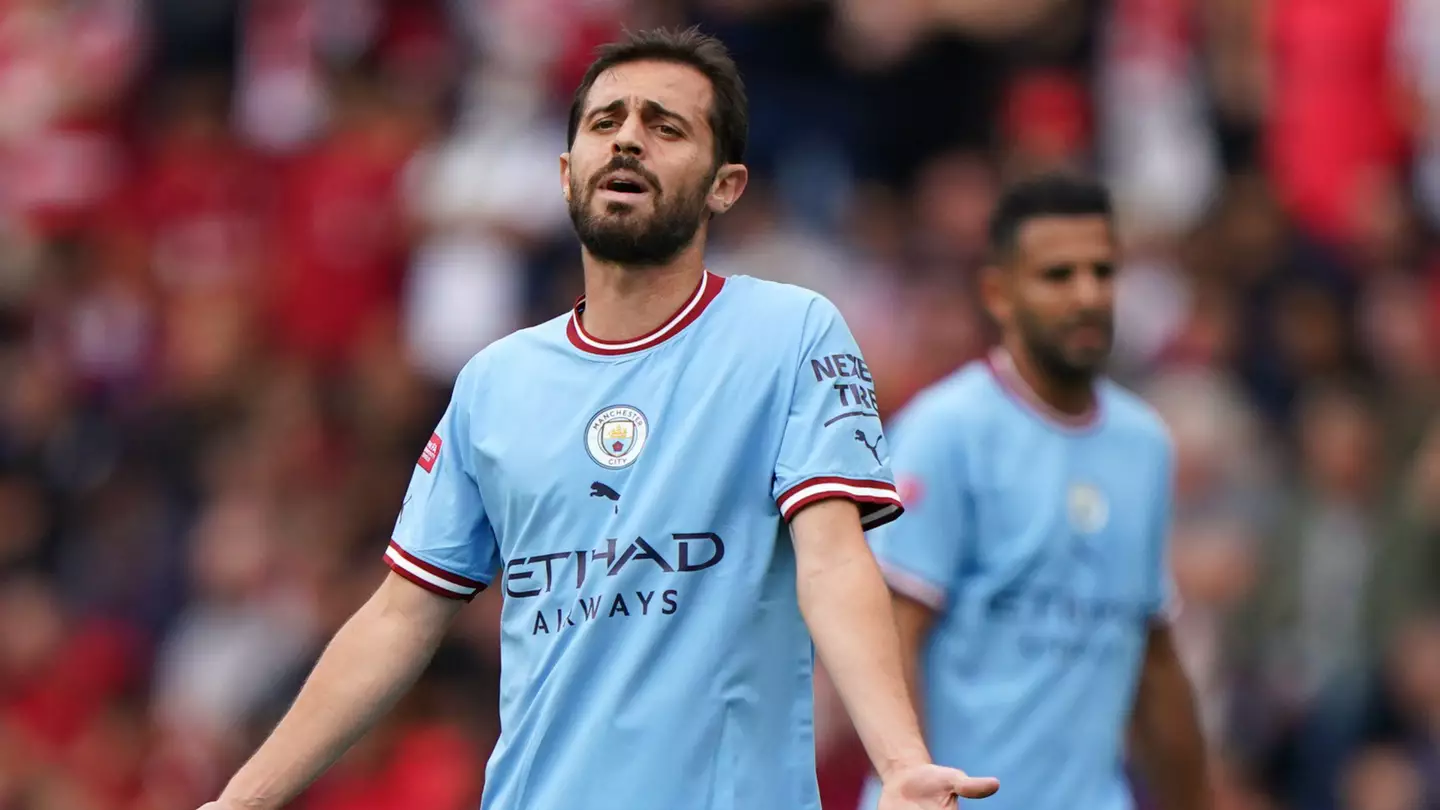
1129;622;1210;810
890;593;938;725
792;499;933;781
1128;439;1209;810
208;573;465;810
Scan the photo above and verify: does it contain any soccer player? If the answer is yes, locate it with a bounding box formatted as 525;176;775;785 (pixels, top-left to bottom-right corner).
197;28;999;810
856;175;1208;810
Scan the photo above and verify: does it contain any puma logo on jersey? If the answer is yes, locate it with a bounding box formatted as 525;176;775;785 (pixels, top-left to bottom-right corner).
854;430;882;464
590;482;620;513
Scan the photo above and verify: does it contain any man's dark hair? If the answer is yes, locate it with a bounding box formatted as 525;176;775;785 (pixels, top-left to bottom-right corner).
567;27;748;169
988;173;1113;259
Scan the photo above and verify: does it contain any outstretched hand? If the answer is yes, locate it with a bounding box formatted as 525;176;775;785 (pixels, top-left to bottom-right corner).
877;763;1000;810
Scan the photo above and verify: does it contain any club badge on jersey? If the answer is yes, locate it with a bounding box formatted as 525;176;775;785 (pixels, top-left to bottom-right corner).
585;405;650;469
1066;482;1109;534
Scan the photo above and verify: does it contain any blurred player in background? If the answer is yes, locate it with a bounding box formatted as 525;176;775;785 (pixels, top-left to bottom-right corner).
197;27;998;810
858;175;1209;810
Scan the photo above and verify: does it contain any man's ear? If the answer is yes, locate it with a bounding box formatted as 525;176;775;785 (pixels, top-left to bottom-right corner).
979;264;1012;328
560;153;572;203
707;163;749;215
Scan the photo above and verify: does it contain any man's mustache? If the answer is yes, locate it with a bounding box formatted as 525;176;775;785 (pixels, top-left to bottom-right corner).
1061;313;1113;332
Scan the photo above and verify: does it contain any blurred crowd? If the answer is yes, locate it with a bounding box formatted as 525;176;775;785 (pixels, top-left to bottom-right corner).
0;0;1438;809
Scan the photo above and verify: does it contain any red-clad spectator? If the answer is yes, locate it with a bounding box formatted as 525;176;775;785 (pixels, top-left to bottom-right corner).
298;722;481;810
1265;0;1410;248
1;575;144;765
114;77;273;301
99;76;273;400
0;0;142;237
265;66;421;369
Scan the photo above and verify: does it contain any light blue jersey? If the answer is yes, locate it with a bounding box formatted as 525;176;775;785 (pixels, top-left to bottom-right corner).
386;271;903;810
859;348;1175;810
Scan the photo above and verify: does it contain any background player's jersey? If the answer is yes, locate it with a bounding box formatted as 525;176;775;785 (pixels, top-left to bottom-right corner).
859;349;1175;810
387;272;902;810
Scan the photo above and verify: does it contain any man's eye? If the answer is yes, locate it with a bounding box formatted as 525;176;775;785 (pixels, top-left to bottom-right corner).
594;120;617;131
657;125;681;136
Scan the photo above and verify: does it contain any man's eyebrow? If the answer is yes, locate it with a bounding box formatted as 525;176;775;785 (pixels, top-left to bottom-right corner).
584;98;696;130
584;98;626;122
641;99;690;128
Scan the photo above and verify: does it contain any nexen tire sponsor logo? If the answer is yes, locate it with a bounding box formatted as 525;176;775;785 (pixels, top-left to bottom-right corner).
503;533;724;636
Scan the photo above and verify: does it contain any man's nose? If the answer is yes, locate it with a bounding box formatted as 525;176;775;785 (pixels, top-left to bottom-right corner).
1074;267;1111;307
611;117;645;157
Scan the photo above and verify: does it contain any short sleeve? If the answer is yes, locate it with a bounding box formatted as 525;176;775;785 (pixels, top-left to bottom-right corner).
1147;439;1180;622
866;396;970;611
772;298;902;531
386;363;500;601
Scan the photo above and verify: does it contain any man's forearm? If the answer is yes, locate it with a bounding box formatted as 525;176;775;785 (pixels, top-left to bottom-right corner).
218;578;457;809
1131;626;1209;810
797;538;931;780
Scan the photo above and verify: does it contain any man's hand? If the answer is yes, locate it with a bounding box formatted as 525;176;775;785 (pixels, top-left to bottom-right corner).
878;763;1001;809
789;500;998;808
197;795;263;809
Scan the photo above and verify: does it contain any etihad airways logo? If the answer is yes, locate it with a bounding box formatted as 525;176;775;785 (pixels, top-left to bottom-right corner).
504;532;724;636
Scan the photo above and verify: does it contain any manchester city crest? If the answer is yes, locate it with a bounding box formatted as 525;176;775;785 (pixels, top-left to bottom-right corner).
585;405;650;469
1066;482;1109;534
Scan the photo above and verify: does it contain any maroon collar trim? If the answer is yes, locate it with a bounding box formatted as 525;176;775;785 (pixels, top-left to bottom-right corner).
566;271;725;356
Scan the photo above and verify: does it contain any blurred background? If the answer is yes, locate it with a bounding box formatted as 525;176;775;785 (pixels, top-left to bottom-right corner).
0;0;1437;809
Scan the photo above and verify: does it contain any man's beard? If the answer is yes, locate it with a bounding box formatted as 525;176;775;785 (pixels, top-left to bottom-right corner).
1014;307;1113;387
569;160;713;267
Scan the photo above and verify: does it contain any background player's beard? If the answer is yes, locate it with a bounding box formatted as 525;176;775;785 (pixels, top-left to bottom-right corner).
569;168;714;267
1014;306;1113;387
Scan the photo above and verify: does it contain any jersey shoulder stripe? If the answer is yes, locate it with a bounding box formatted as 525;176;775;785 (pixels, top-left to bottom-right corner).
385;540;485;600
777;475;903;529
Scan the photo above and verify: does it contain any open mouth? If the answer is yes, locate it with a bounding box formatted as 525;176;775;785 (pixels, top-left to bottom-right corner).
1066;323;1111;347
600;173;652;196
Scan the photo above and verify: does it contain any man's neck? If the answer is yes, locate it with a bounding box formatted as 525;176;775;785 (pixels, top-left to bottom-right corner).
579;246;707;342
999;338;1096;417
